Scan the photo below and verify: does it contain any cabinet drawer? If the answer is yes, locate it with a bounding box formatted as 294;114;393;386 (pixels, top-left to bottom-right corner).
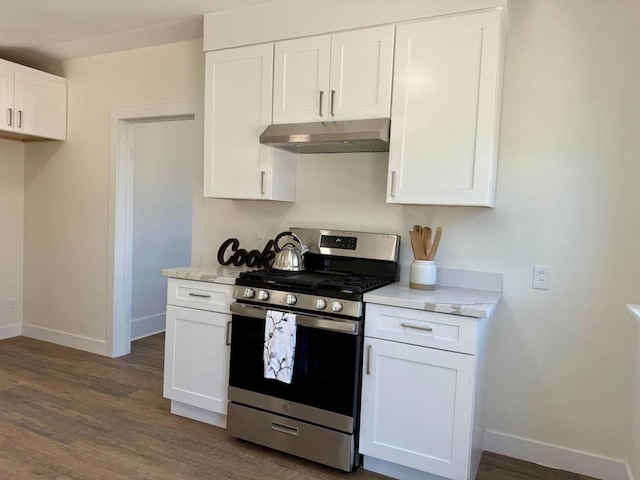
365;304;477;354
167;278;233;313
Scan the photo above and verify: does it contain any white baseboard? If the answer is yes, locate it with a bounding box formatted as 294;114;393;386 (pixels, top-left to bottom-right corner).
131;312;165;341
484;430;629;480
22;323;108;356
0;323;22;340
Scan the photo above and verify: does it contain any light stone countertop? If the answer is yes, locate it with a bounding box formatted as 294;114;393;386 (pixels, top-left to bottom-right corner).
161;265;251;285
364;282;502;318
162;265;502;318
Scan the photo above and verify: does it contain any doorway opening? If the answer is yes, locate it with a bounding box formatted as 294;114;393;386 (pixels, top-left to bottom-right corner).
108;102;203;358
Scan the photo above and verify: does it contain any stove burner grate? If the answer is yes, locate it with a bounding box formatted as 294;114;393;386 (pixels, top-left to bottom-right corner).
239;269;394;294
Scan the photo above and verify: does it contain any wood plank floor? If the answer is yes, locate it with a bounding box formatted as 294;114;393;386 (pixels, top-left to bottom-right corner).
0;333;599;480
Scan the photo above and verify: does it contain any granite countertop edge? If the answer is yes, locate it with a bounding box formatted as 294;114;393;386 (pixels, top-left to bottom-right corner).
161;266;249;285
364;283;502;319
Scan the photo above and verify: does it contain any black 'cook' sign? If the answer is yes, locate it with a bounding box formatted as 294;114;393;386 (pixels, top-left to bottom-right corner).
217;238;275;268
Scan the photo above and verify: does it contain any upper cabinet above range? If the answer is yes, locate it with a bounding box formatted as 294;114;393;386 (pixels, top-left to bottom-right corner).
387;10;506;207
272;25;394;124
202;2;508;204
0;59;67;141
203;44;296;201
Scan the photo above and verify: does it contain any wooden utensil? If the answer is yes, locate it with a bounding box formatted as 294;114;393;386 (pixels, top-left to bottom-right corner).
427;226;442;261
422;227;432;259
410;230;425;260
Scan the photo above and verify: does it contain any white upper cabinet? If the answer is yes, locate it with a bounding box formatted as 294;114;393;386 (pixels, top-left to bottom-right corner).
0;64;14;132
273;25;394;124
273;35;331;124
0;59;67;141
204;44;296;201
387;10;505;207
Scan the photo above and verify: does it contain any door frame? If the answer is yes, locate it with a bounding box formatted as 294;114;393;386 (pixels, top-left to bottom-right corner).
107;102;203;358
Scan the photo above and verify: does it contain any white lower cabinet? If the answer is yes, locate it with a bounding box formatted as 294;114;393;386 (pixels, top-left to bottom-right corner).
163;278;233;428
360;304;490;480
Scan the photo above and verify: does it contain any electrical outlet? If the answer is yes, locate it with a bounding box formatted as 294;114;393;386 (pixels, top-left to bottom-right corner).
532;266;551;290
7;299;18;313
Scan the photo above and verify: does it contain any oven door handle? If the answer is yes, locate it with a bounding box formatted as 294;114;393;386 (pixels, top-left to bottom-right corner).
230;303;359;335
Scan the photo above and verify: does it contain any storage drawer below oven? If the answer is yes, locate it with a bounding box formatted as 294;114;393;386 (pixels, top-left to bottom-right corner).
227;402;356;472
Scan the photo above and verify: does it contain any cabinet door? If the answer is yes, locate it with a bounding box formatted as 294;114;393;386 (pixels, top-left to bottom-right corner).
0;63;14;133
204;44;277;199
273;35;331;124
329;25;394;121
163;305;231;414
14;71;67;140
359;337;475;480
388;10;504;207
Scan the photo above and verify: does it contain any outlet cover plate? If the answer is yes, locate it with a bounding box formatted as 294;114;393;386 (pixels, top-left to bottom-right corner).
533;266;551;290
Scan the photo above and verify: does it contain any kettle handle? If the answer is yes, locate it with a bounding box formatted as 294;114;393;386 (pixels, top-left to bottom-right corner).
273;231;308;254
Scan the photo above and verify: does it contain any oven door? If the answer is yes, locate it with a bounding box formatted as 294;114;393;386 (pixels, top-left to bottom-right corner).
228;302;363;433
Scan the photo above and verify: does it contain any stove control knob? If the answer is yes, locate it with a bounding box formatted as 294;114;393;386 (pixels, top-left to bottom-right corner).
258;290;269;301
331;301;343;312
285;294;297;306
315;298;327;310
243;288;255;299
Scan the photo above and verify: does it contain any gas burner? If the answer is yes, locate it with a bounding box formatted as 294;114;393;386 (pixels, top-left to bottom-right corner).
239;270;394;294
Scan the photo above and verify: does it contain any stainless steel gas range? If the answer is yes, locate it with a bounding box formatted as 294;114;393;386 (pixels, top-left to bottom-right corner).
227;228;400;472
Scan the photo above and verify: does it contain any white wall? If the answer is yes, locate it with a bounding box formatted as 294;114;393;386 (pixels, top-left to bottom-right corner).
19;0;640;475
0;139;24;339
23;40;204;350
131;119;197;339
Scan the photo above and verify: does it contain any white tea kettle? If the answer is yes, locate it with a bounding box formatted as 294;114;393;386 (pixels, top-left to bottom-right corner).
272;231;308;271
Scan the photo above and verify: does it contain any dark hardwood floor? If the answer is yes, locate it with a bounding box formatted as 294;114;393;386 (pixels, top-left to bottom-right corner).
0;333;599;479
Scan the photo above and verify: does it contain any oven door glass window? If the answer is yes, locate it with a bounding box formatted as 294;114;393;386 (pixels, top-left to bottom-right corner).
229;313;362;418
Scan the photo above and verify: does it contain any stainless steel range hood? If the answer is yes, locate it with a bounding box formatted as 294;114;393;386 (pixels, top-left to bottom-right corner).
259;118;390;154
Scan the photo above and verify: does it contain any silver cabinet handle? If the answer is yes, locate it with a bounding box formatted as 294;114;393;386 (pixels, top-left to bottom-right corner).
330;90;335;117
366;345;372;375
401;322;433;332
17;110;22;128
390;171;397;198
319;90;324;117
188;293;211;298
7;108;12;127
226;320;232;346
260;171;265;195
270;422;298;436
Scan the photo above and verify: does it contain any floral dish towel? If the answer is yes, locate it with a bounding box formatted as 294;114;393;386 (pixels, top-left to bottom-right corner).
264;310;297;384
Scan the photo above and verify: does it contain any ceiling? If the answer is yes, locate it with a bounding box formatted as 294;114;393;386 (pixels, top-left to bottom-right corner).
0;0;274;66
